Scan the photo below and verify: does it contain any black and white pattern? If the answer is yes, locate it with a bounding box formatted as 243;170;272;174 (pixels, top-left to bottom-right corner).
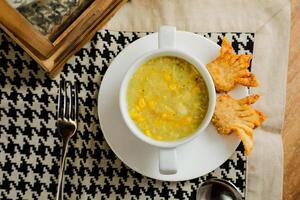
0;29;254;199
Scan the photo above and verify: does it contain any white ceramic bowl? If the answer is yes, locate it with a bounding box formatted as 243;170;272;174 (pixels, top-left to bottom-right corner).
119;26;216;174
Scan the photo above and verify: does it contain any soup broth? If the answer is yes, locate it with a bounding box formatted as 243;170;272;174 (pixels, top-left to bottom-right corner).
127;56;209;141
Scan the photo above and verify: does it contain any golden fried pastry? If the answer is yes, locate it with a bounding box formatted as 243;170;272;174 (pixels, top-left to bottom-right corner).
207;37;259;92
212;94;266;155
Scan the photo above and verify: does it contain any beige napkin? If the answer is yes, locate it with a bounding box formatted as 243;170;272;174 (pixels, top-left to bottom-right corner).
104;0;291;199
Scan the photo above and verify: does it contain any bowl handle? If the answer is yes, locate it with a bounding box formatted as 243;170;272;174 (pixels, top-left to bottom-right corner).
159;148;177;174
159;26;176;49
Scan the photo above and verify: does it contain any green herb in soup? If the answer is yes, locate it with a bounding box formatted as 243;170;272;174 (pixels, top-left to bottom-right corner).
127;56;209;141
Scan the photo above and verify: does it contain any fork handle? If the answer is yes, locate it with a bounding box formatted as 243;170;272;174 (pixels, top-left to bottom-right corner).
56;138;70;200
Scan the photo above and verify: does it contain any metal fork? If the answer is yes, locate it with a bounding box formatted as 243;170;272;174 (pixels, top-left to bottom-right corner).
56;80;78;200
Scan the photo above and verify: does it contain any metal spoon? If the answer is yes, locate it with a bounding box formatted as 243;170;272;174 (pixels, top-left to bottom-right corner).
196;178;242;200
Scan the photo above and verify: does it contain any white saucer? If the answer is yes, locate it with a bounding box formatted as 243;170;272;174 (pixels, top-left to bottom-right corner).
97;31;247;181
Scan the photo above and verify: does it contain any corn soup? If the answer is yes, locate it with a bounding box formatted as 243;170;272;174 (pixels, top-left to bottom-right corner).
127;56;209;141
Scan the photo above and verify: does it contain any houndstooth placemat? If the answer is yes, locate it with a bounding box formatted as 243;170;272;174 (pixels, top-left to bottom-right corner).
0;29;254;199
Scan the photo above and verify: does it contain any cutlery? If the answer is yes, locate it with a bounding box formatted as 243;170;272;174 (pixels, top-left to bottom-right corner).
56;80;78;200
196;178;242;200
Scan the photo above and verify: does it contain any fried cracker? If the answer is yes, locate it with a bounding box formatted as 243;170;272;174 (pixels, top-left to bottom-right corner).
207;37;259;92
212;94;266;155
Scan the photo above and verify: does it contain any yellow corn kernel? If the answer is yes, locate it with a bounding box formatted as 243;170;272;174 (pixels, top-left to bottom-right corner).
155;135;163;140
145;129;151;135
164;105;174;113
163;73;172;81
135;105;141;112
148;100;157;109
169;84;177;91
181;116;192;124
154;119;162;125
138;98;146;108
161;113;169;120
142;122;149;129
186;116;192;123
136;116;145;122
170;123;176;129
194;115;200;120
192;86;201;94
130;110;138;119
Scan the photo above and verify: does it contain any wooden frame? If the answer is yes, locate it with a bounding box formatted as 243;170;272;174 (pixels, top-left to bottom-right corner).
0;0;127;77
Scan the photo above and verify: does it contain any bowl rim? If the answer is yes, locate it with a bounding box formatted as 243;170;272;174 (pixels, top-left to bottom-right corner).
119;48;216;148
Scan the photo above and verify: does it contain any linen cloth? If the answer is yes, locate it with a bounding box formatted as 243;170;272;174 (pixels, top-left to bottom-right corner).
104;0;291;199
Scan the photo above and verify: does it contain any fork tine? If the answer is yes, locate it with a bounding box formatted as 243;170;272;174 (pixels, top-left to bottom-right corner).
58;80;78;122
67;82;72;120
57;80;64;119
69;82;74;120
73;82;78;123
63;80;67;120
